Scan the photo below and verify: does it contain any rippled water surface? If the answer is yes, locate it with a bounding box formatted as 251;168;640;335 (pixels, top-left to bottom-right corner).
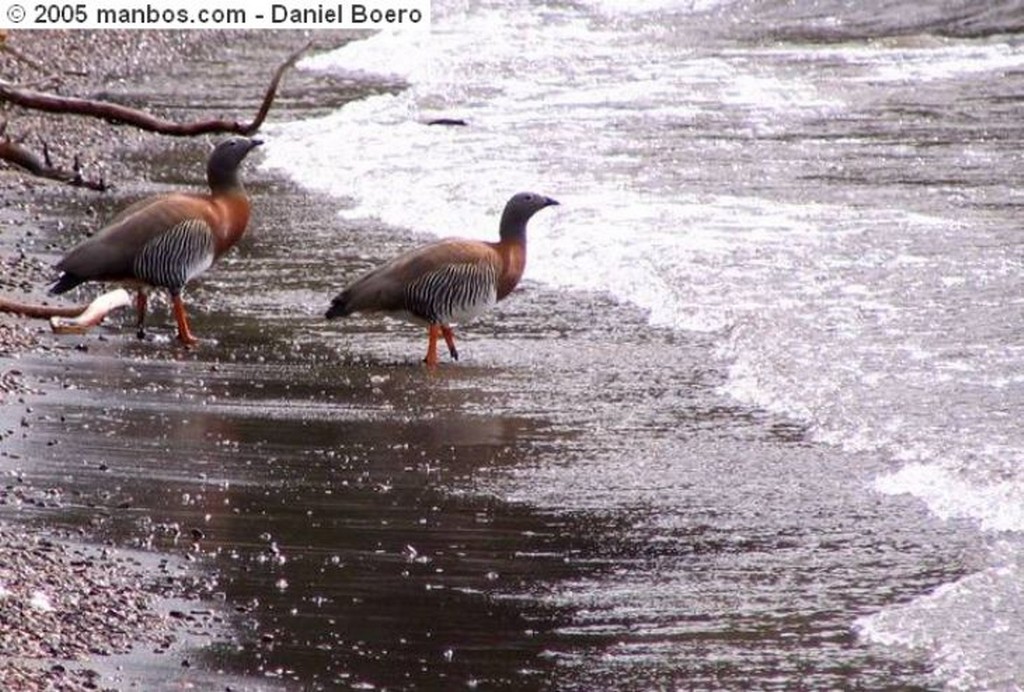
6;2;1024;689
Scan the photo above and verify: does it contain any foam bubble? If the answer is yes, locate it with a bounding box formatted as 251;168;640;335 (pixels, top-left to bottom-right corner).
876;464;1024;533
867;42;1024;83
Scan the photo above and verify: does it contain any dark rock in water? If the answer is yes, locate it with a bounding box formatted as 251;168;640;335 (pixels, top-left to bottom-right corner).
425;118;468;127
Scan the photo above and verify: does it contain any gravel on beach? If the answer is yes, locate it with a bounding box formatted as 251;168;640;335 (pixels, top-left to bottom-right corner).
0;527;187;691
0;29;247;690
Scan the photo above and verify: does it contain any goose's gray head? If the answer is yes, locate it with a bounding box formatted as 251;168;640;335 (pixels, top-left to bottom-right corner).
499;192;559;239
207;136;263;191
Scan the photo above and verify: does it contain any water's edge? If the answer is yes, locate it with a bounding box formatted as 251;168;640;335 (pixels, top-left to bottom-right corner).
1;28;990;690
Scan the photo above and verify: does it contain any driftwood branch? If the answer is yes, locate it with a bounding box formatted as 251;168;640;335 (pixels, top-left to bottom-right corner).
0;136;109;190
0;40;311;136
0;289;132;333
0;295;85;318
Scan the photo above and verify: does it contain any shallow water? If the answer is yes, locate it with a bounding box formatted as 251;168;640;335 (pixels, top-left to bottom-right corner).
265;1;1024;686
2;171;983;690
4;2;1024;689
4;295;979;689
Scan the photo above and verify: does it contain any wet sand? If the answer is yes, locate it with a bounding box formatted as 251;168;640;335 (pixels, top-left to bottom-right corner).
0;29;356;689
1;29;983;691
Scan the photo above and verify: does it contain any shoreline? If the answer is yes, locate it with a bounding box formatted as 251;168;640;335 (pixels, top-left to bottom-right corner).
0;29;351;689
0;23;989;691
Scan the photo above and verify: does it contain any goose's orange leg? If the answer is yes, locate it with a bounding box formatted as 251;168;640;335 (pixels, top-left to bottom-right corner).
135;290;148;340
440;325;458;361
424;324;441;367
171;294;198;346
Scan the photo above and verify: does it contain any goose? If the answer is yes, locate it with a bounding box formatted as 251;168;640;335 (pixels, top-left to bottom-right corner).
49;136;262;345
326;192;559;366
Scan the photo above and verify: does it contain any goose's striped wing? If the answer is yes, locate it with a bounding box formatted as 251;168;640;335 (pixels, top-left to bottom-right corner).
402;260;499;324
332;239;502;321
132;218;216;291
56;194;215;283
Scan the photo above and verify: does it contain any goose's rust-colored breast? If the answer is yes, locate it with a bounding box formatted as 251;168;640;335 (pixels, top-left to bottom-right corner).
208;192;252;256
117;191;251;257
489;238;526;300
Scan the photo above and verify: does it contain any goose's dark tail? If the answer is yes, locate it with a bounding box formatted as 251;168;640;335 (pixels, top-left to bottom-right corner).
325;291;354;319
47;272;85;296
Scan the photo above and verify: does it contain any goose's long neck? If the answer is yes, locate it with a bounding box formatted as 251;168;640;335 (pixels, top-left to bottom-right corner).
495;212;528;300
209;170;244;196
499;207;529;245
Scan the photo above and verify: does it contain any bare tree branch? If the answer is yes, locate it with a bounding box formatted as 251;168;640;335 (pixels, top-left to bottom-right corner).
0;40;312;137
0;289;132;334
0;136;109;190
244;39;313;134
0;295;85;318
